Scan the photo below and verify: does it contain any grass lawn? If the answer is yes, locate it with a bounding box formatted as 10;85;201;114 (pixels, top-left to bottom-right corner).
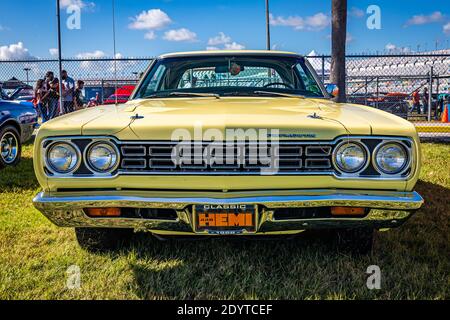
0;142;448;300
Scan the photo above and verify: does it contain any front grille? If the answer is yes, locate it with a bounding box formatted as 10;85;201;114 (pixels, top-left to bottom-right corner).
119;141;334;175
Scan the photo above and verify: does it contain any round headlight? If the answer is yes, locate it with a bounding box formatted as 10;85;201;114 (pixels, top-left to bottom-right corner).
87;142;119;173
47;142;79;174
334;142;367;173
374;143;408;174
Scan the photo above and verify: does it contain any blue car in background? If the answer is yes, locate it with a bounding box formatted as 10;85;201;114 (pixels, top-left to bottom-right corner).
0;99;38;168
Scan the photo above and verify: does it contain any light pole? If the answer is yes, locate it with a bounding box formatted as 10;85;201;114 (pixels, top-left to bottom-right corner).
23;68;31;85
56;0;64;114
265;0;271;50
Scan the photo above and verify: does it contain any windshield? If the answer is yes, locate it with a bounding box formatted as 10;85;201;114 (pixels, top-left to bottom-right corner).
134;55;325;99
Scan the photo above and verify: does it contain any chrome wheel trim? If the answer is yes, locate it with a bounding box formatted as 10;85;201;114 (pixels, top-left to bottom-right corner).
0;132;19;164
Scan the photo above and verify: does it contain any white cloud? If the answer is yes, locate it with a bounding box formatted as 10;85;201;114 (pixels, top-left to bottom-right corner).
305;13;330;30
144;31;157;40
269;14;304;29
405;11;444;26
60;0;95;10
49;48;59;57
76;50;106;69
385;43;397;51
270;12;330;31
163;28;198;42
208;32;232;46
206;32;245;50
0;42;34;60
349;7;364;18
75;50;138;73
224;42;246;50
129;9;172;30
444;22;450;35
385;43;411;53
76;50;106;59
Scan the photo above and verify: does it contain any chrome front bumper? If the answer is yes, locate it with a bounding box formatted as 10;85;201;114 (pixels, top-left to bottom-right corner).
33;189;424;235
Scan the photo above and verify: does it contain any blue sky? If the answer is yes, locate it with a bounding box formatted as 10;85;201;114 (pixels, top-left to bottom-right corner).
0;0;449;59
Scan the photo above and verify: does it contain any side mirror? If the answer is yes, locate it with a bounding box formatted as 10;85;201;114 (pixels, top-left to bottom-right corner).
326;84;339;98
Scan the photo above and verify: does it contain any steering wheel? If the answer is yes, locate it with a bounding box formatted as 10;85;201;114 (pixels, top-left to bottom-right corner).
263;82;294;89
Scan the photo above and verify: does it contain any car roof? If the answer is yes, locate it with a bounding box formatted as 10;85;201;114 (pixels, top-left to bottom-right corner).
159;50;303;59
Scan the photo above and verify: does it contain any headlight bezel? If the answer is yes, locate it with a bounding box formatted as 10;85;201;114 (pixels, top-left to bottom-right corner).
373;141;410;175
332;140;370;175
45;141;81;175
84;141;120;174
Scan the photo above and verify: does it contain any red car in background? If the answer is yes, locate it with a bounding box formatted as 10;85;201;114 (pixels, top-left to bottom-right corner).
102;85;135;105
103;93;131;105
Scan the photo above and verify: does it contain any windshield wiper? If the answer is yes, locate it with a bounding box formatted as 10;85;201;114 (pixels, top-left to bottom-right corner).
144;92;220;99
252;91;305;99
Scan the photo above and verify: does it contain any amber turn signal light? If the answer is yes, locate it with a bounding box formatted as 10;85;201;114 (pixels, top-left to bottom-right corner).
331;207;366;216
85;208;121;217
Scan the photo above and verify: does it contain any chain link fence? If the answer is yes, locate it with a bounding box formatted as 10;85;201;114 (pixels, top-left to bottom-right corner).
1;53;449;140
307;51;450;140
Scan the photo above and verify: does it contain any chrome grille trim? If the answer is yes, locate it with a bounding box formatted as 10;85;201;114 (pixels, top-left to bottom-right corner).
305;146;332;156
118;141;333;175
121;159;147;169
121;146;146;157
305;159;331;169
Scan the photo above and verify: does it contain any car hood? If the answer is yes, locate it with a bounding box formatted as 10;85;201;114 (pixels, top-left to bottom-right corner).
40;97;417;140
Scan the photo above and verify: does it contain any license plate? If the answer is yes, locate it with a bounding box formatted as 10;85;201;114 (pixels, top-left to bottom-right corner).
194;204;257;234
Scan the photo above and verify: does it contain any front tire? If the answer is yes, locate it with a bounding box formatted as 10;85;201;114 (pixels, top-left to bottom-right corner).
0;125;22;169
332;228;374;255
75;228;134;252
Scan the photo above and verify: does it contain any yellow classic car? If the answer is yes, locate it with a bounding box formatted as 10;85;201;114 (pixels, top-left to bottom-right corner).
33;51;424;253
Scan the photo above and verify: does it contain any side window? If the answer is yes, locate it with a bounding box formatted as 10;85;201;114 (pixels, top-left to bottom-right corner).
296;65;321;94
142;64;167;96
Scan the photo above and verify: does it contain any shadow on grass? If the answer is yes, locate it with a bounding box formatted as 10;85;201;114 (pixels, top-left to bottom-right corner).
0;148;38;190
122;180;449;299
128;232;345;299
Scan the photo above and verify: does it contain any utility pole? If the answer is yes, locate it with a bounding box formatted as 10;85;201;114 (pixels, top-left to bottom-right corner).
265;0;271;50
428;66;433;122
330;0;348;103
56;0;64;114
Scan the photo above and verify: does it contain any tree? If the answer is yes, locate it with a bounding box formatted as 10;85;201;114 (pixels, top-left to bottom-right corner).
330;0;347;103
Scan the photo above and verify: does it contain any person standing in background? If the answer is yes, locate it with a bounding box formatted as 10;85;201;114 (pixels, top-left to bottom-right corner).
43;71;60;120
412;89;421;114
33;79;47;123
61;70;75;114
422;87;429;115
74;80;85;110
